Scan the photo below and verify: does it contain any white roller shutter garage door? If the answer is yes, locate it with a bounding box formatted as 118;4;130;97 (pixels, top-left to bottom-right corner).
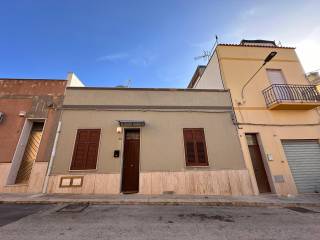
282;140;320;193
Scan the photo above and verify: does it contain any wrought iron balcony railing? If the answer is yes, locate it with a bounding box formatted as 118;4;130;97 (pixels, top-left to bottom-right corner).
262;84;320;109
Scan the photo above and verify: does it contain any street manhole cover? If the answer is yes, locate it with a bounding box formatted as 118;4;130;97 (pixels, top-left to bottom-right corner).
285;207;319;214
57;203;89;213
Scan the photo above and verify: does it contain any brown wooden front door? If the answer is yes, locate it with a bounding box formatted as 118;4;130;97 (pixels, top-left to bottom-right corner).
246;134;271;193
121;129;140;193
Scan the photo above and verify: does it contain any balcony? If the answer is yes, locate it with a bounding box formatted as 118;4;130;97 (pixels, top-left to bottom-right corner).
262;84;320;110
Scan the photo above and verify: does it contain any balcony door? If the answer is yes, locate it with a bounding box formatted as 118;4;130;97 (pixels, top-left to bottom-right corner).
267;69;290;101
267;69;286;85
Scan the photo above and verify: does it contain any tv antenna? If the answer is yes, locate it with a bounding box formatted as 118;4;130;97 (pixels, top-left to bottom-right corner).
194;35;219;63
126;79;131;88
115;79;132;88
194;50;212;62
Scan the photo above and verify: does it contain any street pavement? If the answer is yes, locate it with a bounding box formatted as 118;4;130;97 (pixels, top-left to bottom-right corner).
0;204;319;240
1;193;320;207
0;204;49;227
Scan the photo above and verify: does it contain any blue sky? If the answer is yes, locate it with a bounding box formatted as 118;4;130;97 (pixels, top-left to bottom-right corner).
1;0;319;87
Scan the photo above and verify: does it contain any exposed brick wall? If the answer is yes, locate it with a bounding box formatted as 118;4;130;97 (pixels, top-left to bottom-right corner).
0;79;67;163
0;79;66;96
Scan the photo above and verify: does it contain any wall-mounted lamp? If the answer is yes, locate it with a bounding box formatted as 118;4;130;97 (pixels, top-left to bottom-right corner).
19;111;26;117
116;127;122;134
239;51;278;104
263;51;277;64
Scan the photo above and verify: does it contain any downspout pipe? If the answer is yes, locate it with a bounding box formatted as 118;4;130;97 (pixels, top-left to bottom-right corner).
42;121;61;193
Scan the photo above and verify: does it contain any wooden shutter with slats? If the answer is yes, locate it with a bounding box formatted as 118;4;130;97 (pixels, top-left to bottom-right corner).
15;122;44;184
70;129;101;170
183;128;208;166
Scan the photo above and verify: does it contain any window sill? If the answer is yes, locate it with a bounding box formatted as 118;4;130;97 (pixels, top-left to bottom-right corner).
68;169;97;172
5;184;29;187
185;165;210;169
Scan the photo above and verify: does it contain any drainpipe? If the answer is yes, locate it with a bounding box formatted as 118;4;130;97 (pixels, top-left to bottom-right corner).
42;121;61;193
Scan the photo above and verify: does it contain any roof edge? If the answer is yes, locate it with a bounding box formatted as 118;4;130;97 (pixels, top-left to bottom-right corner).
218;43;295;49
0;78;66;81
67;86;228;92
187;65;206;88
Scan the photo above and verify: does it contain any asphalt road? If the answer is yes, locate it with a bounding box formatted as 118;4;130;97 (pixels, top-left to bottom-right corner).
0;204;50;227
0;204;319;240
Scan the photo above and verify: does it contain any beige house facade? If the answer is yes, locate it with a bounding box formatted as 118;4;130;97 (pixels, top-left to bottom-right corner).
189;40;320;195
46;87;254;195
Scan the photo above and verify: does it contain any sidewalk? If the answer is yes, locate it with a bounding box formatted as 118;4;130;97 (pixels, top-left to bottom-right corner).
1;193;320;207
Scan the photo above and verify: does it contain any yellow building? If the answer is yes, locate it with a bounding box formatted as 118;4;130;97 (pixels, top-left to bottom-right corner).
189;40;320;195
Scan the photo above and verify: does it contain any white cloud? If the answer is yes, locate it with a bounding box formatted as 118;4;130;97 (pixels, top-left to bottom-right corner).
240;7;258;19
97;47;157;67
96;53;129;62
129;52;157;67
294;27;320;72
129;57;149;67
225;1;320;73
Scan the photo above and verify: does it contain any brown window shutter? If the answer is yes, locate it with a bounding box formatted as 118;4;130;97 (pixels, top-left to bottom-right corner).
183;129;196;165
183;128;208;166
194;129;208;165
71;129;101;170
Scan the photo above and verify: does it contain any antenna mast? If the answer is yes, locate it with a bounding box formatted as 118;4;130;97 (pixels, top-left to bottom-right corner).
126;79;131;88
194;35;219;63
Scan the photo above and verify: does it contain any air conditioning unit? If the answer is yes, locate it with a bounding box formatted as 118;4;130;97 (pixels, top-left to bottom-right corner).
0;112;4;123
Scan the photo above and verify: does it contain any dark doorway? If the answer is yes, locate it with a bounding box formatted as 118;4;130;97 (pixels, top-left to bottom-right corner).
246;134;271;193
121;129;140;193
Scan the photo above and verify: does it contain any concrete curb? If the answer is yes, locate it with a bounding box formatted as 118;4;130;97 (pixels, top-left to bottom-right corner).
1;199;320;208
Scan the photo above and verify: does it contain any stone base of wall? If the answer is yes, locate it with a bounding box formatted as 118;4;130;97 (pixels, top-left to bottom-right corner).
47;173;120;194
140;170;253;195
47;169;254;196
0;162;48;193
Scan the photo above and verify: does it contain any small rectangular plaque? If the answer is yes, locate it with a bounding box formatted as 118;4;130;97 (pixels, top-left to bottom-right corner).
72;178;83;186
274;175;285;183
59;176;84;188
61;178;71;186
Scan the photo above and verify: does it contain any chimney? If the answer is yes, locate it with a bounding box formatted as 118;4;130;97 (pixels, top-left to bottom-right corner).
66;72;85;87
